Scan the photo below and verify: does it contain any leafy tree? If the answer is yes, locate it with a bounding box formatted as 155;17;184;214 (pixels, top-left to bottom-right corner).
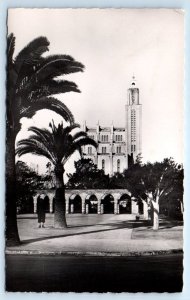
67;158;110;189
16;161;43;213
159;166;184;219
123;158;183;230
109;154;143;190
6;33;84;245
16;122;97;228
135;153;143;166
108;172;125;189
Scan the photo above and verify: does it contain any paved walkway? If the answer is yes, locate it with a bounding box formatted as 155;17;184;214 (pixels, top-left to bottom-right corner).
6;214;183;256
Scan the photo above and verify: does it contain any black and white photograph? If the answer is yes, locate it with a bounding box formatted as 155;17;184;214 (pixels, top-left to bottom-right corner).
5;8;184;293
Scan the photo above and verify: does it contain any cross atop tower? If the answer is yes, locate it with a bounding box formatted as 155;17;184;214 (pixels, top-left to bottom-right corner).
131;74;137;87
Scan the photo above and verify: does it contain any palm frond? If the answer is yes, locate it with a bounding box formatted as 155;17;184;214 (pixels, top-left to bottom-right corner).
41;54;79;64
28;129;54;150
72;131;87;141
62;137;97;164
40;79;81;95
73;137;98;150
28;126;53;144
32;56;84;82
15;36;49;70
17;121;97;173
16;144;54;163
63;123;80;136
16;138;56;164
10;37;50;93
18;79;81;99
28;127;58;161
20;97;75;124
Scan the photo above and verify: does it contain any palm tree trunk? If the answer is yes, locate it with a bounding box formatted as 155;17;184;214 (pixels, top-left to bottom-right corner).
6;126;20;246
180;201;184;215
54;166;67;228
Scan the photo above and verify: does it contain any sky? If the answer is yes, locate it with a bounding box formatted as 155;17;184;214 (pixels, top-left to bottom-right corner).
8;8;184;175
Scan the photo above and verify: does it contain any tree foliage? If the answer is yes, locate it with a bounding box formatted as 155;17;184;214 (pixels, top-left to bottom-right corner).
7;33;85;133
122;158;183;229
16;122;97;227
67;158;110;189
16;122;97;171
6;33;84;244
16;161;43;213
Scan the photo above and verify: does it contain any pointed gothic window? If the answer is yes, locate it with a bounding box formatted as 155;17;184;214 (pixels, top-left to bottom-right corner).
88;147;92;155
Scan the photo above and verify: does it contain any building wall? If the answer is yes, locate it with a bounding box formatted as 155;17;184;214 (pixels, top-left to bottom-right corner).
82;77;142;175
126;103;142;160
83;126;128;175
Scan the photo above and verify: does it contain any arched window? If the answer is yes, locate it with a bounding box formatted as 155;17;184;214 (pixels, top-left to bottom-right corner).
117;159;120;172
88;147;92;154
102;159;105;171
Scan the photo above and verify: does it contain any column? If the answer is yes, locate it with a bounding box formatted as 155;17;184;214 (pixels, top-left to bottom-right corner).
82;196;86;214
70;204;74;214
49;194;54;213
110;155;113;176
114;200;118;214
33;195;38;213
86;204;89;214
97;196;101;214
101;204;104;214
66;199;69;214
65;194;69;214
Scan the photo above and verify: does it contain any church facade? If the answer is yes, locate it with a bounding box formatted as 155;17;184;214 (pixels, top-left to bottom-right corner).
82;76;142;175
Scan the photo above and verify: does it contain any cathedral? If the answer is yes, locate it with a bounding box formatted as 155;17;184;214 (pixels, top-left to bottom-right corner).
82;76;142;175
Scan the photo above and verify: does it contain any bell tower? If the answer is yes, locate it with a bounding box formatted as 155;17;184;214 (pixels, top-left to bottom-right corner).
125;76;142;162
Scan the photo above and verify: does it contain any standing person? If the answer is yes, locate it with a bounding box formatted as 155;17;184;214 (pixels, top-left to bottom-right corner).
37;194;46;228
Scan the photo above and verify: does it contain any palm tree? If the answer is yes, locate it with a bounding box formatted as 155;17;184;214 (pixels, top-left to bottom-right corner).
16;122;97;228
6;33;84;245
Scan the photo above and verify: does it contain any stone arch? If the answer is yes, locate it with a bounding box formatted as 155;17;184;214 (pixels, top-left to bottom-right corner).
118;194;132;214
101;193;114;214
85;194;98;214
69;194;82;213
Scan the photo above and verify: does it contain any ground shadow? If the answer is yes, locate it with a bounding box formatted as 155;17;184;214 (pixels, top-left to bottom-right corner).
16;216;183;246
20;219;145;245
